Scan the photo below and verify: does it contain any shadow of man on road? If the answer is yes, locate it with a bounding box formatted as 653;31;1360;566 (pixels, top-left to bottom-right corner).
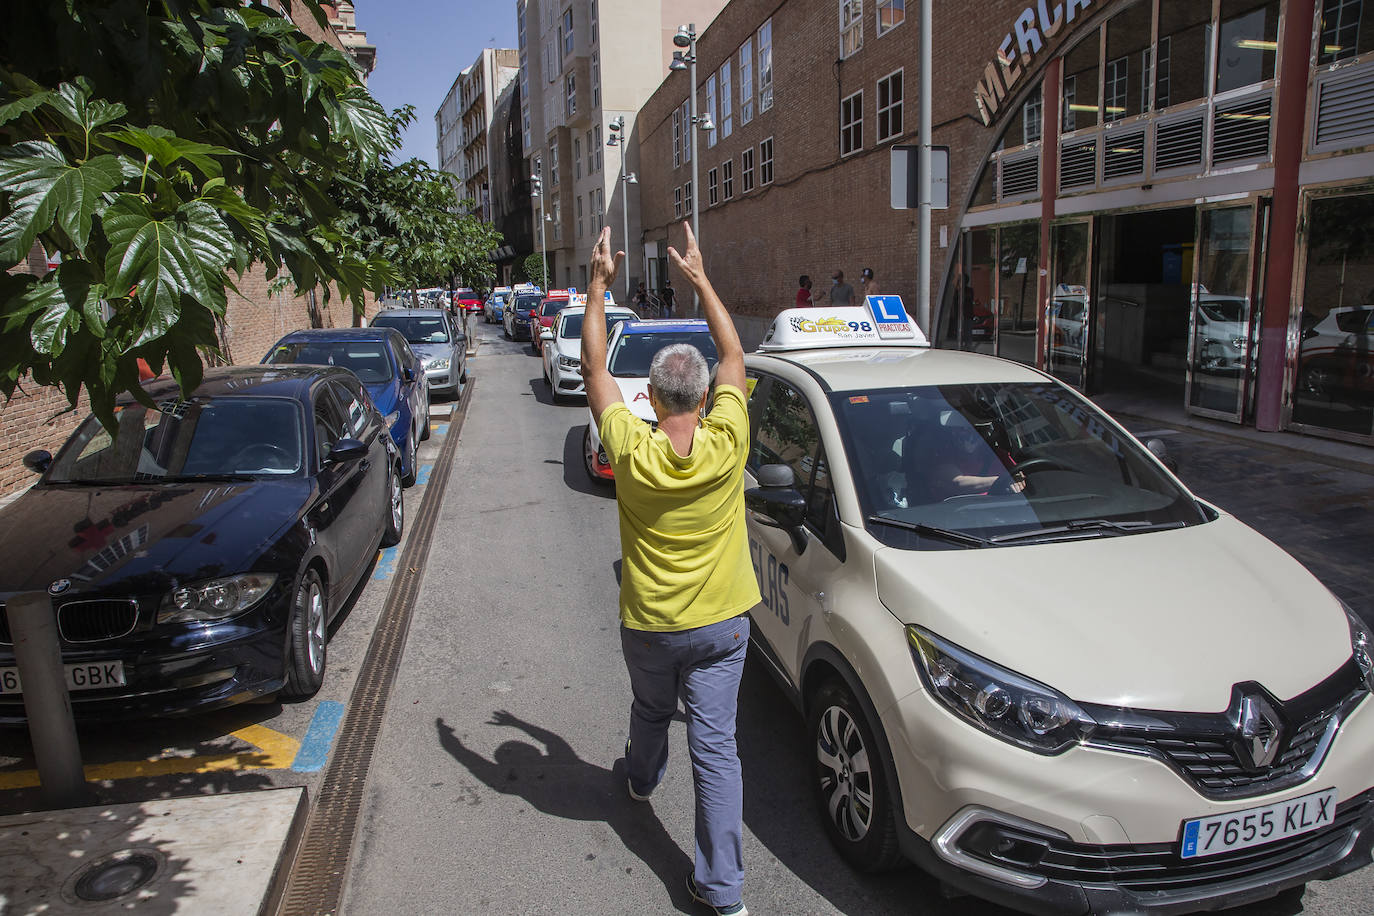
436;711;695;911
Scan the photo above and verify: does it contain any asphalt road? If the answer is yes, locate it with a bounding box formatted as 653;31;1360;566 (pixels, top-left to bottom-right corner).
341;321;1374;916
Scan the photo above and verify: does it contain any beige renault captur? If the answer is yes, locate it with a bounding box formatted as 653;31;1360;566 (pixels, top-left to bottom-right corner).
740;298;1374;915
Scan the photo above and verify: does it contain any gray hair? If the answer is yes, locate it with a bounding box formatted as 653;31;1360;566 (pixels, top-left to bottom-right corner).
649;343;710;415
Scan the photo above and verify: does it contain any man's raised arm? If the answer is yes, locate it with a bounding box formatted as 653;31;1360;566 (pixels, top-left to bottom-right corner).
583;226;625;421
666;222;745;393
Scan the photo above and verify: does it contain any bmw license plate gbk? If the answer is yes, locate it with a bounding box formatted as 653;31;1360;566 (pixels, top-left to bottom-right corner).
0;661;126;695
1181;787;1338;859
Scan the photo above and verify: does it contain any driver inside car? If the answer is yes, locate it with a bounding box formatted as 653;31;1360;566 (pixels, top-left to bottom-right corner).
904;410;1025;502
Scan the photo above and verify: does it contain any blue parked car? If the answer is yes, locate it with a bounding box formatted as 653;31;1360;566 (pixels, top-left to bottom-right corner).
264;327;429;486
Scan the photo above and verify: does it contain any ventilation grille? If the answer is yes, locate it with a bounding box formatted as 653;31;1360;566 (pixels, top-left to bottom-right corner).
1155;115;1205;171
1102;130;1146;181
1000;153;1039;198
1059;139;1097;190
1213;96;1273;164
58;599;140;643
1314;63;1374;148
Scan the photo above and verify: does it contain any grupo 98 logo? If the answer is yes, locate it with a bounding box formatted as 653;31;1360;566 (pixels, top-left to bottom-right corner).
788;316;874;334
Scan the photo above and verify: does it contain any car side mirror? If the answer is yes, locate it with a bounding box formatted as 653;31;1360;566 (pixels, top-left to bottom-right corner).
23;449;52;474
1145;438;1179;473
325;438;368;464
403;367;417;383
540;328;554;340
745;463;808;554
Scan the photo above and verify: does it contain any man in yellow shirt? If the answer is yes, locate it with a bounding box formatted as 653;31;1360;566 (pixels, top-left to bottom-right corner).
583;224;760;916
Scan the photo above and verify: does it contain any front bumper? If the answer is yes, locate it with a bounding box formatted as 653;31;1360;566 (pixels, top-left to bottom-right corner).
882;682;1374;913
0;602;290;724
511;319;532;340
425;367;459;394
552;362;585;396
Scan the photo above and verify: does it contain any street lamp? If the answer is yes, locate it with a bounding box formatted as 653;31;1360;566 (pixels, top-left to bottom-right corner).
606;116;639;299
669;23;713;314
530;172;548;290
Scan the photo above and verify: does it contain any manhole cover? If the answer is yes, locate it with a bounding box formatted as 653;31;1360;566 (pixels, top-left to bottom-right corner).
69;848;163;902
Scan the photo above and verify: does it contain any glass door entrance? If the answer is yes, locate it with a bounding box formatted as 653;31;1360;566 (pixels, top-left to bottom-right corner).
1187;203;1266;420
1048;221;1092;387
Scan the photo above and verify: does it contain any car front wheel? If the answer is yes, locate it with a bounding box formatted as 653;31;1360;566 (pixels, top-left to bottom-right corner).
282;568;327;700
401;426;418;487
808;678;903;872
381;460;403;547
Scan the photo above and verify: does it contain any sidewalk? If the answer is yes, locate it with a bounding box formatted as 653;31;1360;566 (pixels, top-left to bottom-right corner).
1097;393;1374;624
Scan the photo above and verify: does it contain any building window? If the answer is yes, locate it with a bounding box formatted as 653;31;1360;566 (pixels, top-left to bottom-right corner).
1062;75;1078;132
592;51;600;106
684;180;693;214
674;186;683;219
723;159;734;199
706;75;719;148
760;138;774;184
739;37;754;125
1155;37;1171;109
565;72;576;118
1142;46;1153;111
877;69;903;142
594;188;604;231
720;60;733;138
577;194;583;238
574;137;582;179
551;194;561;241
672;107;682;168
549;145;559;186
757;19;773;112
1022;86;1042;144
840;0;863;58
1320;0;1372;63
877;0;904;35
593;125;603;172
591;0;598;42
840;90;863;156
680;102;691;163
562;7;574;56
1104;56;1128;121
708;166;719;205
742;148;755;192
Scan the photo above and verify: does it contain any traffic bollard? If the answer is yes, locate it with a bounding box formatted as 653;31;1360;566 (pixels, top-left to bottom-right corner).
8;590;90;807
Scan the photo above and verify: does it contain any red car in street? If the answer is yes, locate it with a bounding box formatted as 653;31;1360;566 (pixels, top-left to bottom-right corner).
531;294;571;356
456;288;483;313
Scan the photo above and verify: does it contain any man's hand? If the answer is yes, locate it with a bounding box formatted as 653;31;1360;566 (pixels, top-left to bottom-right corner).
667;222;706;291
590;226;624;290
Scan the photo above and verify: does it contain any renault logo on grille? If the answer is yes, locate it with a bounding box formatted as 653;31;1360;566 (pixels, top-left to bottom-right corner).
1236;694;1283;770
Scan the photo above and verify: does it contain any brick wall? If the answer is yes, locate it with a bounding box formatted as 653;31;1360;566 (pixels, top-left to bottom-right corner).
637;0;1108;322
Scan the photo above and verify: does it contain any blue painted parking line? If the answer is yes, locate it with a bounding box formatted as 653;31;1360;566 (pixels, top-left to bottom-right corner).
416;463;434;486
373;546;400;581
291;701;345;773
429;422;450;437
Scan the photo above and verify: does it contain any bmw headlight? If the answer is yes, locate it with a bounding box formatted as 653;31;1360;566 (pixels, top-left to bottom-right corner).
558;355;580;369
1346;607;1374;692
159;573;277;624
425;357;450;371
908;626;1096;754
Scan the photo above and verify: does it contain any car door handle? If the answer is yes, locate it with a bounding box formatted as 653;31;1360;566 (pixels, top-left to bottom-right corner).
360;459;371;472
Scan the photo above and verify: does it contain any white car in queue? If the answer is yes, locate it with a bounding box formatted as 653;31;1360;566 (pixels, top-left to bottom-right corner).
741;297;1374;915
540;301;638;402
582;318;719;483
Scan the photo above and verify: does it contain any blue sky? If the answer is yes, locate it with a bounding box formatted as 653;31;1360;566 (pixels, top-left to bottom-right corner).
363;0;519;167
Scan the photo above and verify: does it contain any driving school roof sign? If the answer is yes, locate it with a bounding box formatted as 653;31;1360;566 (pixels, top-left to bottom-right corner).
758;300;929;352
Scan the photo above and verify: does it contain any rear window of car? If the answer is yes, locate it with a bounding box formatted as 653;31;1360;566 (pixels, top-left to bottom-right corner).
608;331;720;377
540;299;569;317
268;341;394;384
371;314;449;344
515;295;542;311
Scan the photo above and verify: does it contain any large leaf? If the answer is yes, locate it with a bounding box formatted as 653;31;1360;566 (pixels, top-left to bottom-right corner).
22;280;80;356
44;79;127;135
0;141;126;263
106;125;237;180
102;194;207;347
328;86;393;163
0;90;53;127
178;200;233;314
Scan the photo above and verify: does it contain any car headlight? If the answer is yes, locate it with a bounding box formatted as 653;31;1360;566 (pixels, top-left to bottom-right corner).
907;626;1096;754
1346;606;1374;692
159;573;277;624
557;355;580;369
425;357;450;371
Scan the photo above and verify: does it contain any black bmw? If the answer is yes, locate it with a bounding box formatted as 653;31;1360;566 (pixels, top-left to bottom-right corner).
0;366;404;722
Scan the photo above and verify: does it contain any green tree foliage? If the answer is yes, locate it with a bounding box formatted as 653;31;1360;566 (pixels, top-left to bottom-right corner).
0;1;396;429
523;252;549;290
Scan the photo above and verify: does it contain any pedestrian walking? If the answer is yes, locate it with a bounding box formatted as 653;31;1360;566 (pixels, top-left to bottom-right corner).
794;275;814;308
582;224;760;916
632;281;650;318
829;270;855;306
660;279;676;318
860;267;880;299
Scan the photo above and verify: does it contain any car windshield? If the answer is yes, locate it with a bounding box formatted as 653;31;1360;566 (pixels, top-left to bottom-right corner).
834;382;1206;548
608;332;720;378
370;315;449;344
561;313;631;339
540;299;569;317
515;295;542;312
268;341;394;383
47;397;305;483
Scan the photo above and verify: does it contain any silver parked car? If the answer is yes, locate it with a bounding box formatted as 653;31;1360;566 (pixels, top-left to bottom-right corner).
369;308;467;398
